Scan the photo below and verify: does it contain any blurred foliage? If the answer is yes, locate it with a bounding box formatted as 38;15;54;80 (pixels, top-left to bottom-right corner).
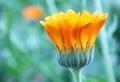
0;0;120;82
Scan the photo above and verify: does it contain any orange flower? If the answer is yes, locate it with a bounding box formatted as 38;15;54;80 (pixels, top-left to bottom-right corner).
40;9;107;54
23;6;43;21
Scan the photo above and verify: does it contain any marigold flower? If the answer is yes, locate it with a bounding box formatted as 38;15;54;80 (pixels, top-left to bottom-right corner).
23;6;43;21
40;9;107;68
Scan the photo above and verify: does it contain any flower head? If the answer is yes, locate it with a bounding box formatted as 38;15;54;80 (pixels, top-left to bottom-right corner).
23;6;43;21
40;9;107;68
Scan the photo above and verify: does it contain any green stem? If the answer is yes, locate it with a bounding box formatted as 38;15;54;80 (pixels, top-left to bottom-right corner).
45;0;58;14
82;0;87;10
94;0;116;82
69;69;82;82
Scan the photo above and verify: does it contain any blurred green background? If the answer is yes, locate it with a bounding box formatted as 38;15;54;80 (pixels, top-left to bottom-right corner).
0;0;120;82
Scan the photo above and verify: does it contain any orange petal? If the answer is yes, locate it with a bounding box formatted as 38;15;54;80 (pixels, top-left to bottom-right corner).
88;14;107;51
80;23;90;53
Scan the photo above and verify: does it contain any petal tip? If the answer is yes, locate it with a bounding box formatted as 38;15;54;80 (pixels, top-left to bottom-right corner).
66;9;76;14
40;21;45;26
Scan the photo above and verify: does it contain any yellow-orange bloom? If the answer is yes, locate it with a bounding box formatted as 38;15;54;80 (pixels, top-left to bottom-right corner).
23;6;43;21
40;9;107;54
